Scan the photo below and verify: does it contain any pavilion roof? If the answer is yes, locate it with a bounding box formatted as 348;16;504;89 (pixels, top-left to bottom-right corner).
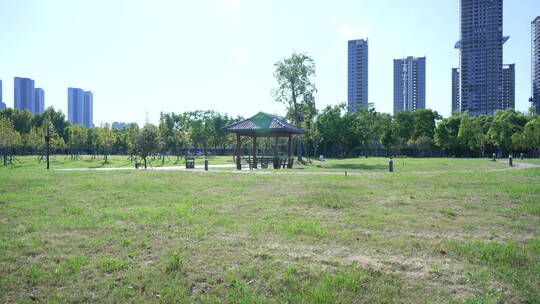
222;112;304;136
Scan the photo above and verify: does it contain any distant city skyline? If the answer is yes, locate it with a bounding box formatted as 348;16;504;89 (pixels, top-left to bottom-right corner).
393;56;426;115
0;1;539;124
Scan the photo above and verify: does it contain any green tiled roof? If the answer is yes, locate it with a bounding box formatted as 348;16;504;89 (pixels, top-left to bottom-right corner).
222;112;303;136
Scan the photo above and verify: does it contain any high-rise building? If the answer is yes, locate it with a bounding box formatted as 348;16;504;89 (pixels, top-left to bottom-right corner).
83;91;93;128
14;77;36;113
348;39;368;112
455;0;509;116
532;16;540;114
0;79;5;110
502;64;515;110
34;88;45;114
68;87;94;128
393;56;426;115
452;68;460;113
0;79;2;102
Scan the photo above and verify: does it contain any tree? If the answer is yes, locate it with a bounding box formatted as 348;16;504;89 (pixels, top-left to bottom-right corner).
381;123;403;157
185;111;212;153
86;128;100;158
0;108;33;135
0;117;23;166
394;111;415;144
488;109;528;156
412;109;441;141
98;124;116;162
134;124;162;168
125;123;140;160
34;107;70;142
273;52;317;161
471;115;492;157
522;118;540;157
434;115;462;156
67;125;87;159
317;105;346;157
25;127;45;160
457;112;476;155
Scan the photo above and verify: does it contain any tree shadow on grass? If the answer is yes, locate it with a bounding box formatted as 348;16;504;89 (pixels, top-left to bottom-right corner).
81;158;113;168
322;163;388;171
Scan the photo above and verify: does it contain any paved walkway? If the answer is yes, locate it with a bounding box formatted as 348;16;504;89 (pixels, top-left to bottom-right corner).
55;161;538;175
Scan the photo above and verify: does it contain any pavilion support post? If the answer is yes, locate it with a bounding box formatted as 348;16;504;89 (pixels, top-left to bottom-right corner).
252;136;257;169
287;134;292;159
274;137;279;158
236;134;241;170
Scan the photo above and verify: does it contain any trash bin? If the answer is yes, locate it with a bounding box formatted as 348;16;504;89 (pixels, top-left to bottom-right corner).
185;157;195;169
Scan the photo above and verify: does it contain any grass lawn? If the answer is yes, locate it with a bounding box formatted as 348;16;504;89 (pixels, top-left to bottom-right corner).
0;159;539;303
3;155;521;173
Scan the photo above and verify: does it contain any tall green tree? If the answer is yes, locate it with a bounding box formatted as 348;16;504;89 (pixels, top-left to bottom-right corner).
0;116;23;166
67;125;87;159
434;115;462;156
98;124;116;162
134;124;162;168
488;109;528;155
273;52;317;161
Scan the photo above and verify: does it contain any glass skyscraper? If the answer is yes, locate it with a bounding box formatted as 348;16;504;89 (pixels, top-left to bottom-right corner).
451;68;460;113
14;77;36;113
347;39;368;112
0;79;5;110
34;88;45;114
501;64;515;110
68;88;94;128
532;16;540;114
393;56;426;115
455;0;510;116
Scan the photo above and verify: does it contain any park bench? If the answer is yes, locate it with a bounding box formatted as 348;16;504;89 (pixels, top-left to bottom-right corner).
240;156;294;169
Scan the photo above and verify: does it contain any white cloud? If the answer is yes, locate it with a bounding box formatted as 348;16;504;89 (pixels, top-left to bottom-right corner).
231;46;249;64
339;25;369;40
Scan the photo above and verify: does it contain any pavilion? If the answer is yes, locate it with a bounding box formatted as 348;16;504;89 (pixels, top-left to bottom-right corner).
222;112;304;170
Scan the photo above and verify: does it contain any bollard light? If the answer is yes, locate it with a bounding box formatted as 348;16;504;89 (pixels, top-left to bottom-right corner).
389;158;394;172
509;155;513;167
204;158;208;171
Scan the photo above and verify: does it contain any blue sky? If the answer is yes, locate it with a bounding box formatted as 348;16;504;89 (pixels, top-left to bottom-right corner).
0;0;539;125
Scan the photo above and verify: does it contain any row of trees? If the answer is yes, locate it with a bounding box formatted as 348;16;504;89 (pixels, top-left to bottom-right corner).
0;107;242;166
2;105;539;167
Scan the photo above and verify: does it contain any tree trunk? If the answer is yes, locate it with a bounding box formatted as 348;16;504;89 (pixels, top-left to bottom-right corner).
290;86;303;162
